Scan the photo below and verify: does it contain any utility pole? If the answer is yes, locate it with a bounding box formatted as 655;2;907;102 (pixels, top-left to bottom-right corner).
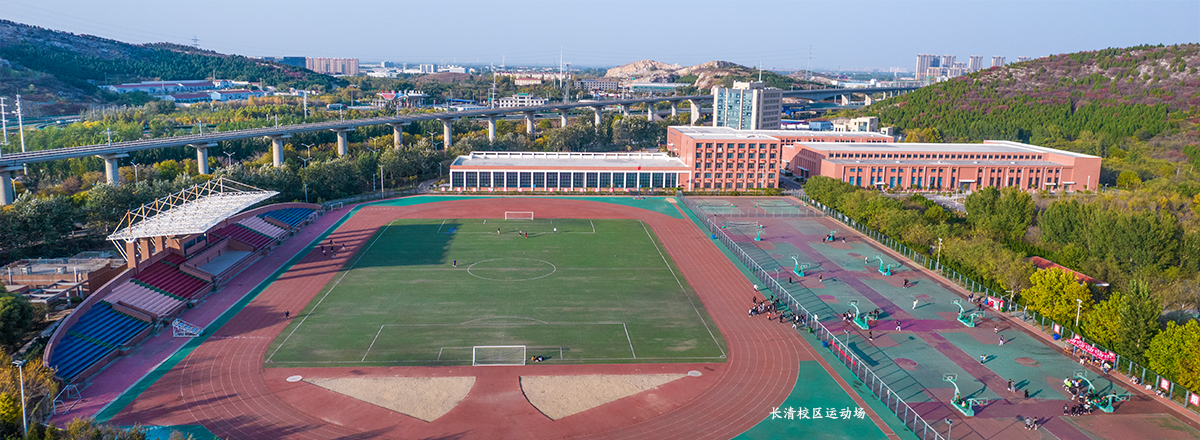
807;45;814;80
1;97;8;149
15;94;26;153
302;91;308;118
563;62;571;104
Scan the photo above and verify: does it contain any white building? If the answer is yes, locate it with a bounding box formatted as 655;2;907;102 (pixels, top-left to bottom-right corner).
496;93;548;108
576;79;620;91
711;81;782;130
832;117;880;133
208;89;265;102
105;80;216;95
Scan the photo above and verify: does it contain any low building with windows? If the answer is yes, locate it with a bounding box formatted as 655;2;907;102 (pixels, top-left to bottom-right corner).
789;140;1102;191
448;151;691;192
666;126;893;190
496;93;549;108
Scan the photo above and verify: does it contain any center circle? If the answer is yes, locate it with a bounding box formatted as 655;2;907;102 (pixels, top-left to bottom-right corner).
467;258;557;281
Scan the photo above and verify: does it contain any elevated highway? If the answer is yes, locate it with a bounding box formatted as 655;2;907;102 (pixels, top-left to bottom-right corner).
0;86;917;204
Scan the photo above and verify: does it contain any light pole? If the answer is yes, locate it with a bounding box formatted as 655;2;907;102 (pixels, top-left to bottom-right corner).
130;161;139;183
1075;298;1083;328
945;418;953;440
936;237;943;274
12;360;26;438
223;151;235;167
379;164;385;195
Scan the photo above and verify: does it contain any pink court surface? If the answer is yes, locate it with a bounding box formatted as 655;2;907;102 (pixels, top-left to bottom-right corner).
77;196;897;440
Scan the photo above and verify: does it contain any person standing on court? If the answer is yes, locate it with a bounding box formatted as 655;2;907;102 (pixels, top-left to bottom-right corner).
912;299;919;309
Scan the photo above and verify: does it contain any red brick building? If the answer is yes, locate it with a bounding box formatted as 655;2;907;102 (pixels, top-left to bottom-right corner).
788;140;1103;191
665;126;893;190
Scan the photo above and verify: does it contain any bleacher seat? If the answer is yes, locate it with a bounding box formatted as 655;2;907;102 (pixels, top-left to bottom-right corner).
259;208;314;228
132;260;209;299
49;302;150;381
106;282;186;318
238;216;287;239
211;224;273;250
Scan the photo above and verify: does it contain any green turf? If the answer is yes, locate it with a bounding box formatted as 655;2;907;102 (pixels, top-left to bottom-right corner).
265;218;728;367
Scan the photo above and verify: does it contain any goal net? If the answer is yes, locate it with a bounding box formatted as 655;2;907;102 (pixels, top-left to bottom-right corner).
473;345;527;366
504;211;534;220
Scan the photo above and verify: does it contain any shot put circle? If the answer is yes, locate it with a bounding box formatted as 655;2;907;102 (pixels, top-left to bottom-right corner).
467;258;557;281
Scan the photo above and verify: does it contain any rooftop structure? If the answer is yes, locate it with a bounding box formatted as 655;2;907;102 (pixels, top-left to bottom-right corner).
108;178;278;261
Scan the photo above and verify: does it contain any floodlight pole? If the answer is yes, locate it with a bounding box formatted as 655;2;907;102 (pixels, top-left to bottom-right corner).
12;360;26;437
936;237;943;274
1075;298;1083;328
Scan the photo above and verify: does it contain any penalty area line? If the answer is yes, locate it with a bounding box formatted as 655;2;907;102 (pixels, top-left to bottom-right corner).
362;325;385;362
640;220;727;358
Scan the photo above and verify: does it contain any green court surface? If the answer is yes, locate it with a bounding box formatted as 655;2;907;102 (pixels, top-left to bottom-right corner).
734;361;894;440
265;218;728;367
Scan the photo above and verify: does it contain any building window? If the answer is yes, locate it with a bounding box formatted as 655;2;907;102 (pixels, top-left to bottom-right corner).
586;172;599;188
520;172;532;188
599;172;611;187
704;183;711;188
533;172;544;188
695;152;702;158
726;173;733;178
705;153;712;158
546;172;558;187
574;172;586;188
507;172;519;188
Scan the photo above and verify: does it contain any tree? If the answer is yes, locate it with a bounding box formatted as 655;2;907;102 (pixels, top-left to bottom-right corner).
1116;170;1142;188
0;295;34;349
1084;291;1125;348
1115;280;1162;363
1039;199;1085;245
1146;320;1200;391
1021;268;1092;325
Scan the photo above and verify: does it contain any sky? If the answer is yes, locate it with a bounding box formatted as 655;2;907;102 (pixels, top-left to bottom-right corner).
4;0;1198;71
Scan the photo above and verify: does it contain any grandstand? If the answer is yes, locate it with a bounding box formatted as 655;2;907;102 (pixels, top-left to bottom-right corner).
43;178;321;383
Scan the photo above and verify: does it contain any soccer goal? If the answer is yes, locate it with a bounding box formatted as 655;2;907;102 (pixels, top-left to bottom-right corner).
473;345;527;366
504;211;535;220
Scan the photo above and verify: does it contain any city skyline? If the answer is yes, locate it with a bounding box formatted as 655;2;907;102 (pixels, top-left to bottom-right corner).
3;0;1197;71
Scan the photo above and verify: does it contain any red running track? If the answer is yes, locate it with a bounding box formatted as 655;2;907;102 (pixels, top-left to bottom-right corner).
111;197;898;439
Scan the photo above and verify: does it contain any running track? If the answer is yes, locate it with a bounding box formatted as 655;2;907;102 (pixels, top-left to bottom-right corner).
111;197;899;439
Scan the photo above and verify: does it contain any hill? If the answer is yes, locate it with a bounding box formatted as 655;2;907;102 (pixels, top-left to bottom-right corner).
604;59;823;91
856;44;1200;173
0;20;340;115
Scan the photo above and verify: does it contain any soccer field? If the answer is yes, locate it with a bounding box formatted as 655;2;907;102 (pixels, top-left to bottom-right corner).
265;218;728;367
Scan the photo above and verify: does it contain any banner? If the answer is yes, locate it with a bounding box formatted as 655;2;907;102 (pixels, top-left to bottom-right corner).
984;297;1005;311
1067;335;1116;362
1053;323;1062;334
1161;378;1171;392
1190;392;1200;407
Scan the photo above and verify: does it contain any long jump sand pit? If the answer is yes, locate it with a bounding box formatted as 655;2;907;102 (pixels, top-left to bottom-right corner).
521;373;686;420
306;376;476;422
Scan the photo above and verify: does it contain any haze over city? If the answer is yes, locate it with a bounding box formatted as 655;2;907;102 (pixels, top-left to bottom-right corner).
5;0;1197;70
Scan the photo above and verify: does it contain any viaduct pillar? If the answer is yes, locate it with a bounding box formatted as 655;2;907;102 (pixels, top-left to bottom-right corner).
190;143;216;175
266;134;291;168
98;153;128;184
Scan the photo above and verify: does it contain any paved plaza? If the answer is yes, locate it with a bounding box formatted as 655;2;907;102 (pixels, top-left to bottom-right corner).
698;197;1200;440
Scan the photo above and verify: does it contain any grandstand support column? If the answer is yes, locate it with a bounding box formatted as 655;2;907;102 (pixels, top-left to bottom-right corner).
125;240;141;273
592;106;603;131
388;123;407;148
0;166;21;206
486;116;498;143
153;236;165;255
97;153;129;184
688;99;701;125
139;238;152;264
266;134;291;168
439;118;454;149
524;112;535;135
331;128;355;156
559;110;569;127
190;143;216;175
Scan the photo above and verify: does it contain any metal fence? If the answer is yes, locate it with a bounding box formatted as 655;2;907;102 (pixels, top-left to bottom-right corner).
788;192;1200;415
677;195;946;440
320;186;424;210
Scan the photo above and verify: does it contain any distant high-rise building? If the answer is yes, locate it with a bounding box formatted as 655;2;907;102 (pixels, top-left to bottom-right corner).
712;81;782;130
264;57;306;68
1017;56;1031;63
306;58;360;76
991;56;1006;68
941;55;956;69
968;55;983;71
915;54;940;80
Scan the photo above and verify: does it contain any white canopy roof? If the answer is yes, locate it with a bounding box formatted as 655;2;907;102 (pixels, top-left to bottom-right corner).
108;178;278;243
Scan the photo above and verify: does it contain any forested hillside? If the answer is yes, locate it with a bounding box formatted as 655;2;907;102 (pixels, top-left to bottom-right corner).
0;20;339;115
853;44;1200;183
